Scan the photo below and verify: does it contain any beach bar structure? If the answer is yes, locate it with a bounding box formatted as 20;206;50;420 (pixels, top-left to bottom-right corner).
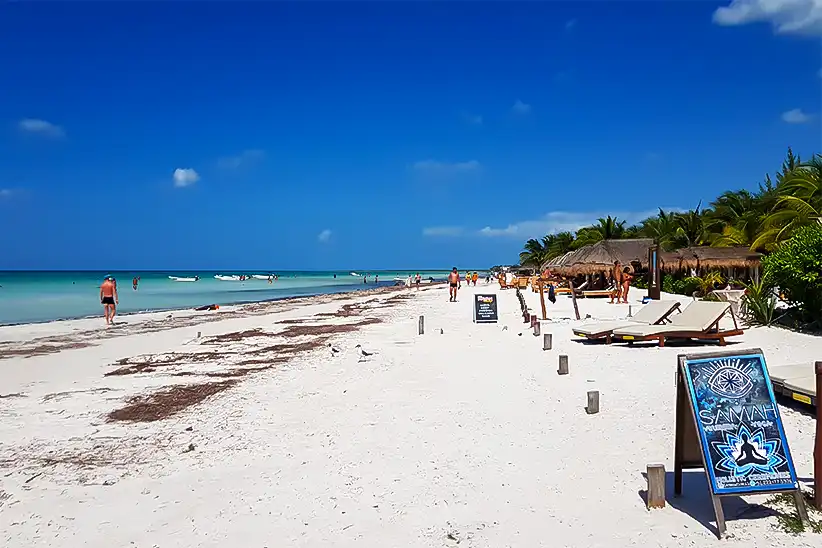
545;238;655;276
660;246;762;282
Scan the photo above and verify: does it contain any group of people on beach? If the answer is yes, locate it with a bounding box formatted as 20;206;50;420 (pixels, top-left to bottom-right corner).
609;260;633;304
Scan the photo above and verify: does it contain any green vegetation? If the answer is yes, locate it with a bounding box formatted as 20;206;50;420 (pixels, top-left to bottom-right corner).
518;148;822;326
765;492;822;535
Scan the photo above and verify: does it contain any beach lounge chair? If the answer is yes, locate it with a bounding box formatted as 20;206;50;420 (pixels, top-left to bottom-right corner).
572;300;682;343
769;363;816;405
768;363;812;396
517;277;529;290
612;301;742;347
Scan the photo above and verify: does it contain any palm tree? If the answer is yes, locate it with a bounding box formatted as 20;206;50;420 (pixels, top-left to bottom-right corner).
546;231;575;259
707;190;763;248
754;154;822;250
574;216;626;247
673;205;709;248
639;209;679;250
519;237;549;271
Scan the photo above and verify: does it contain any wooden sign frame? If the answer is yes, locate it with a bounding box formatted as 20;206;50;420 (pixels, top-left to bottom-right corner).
674;348;809;538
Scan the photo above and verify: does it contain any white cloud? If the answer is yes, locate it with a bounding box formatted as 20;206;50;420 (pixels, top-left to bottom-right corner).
422;226;464;237
477;209;686;239
512;100;532;115
317;229;332;243
413;159;481;174
218;149;265;169
713;0;822;35
173;168;200;188
781;108;812;123
18;118;64;137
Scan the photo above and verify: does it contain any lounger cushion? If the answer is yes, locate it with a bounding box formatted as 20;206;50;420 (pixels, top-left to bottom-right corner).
614;301;731;338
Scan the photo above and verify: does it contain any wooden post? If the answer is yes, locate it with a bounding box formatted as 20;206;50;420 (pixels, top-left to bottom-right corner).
538;278;547;320
628;305;633;318
815;361;822;510
567;278;581;320
533;322;540;336
196;331;201;338
543;333;552;350
418;315;424;335
646;464;666;509
586;390;600;414
530;314;537;328
558;355;569;375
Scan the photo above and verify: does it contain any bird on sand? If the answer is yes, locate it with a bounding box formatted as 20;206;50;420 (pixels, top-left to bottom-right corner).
354;344;377;361
329;344;341;355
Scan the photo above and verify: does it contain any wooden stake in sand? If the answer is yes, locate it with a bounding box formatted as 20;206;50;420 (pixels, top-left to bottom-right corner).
586;391;599;414
543;333;552;350
197;331;201;339
538;278;547;320
646;464;666;509
418;315;424;335
567;278;581;320
816;361;822;511
558;355;569;375
530;314;537;328
533;322;541;336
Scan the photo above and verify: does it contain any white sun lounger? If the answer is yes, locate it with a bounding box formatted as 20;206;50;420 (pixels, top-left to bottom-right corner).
612;301;742;347
572;300;682;343
768;363;814;396
783;375;817;406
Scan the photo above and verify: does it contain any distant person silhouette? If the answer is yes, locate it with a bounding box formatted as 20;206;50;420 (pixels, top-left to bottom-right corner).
735;433;768;467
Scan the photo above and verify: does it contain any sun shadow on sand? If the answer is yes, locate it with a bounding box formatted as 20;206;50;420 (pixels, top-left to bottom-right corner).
637;470;779;537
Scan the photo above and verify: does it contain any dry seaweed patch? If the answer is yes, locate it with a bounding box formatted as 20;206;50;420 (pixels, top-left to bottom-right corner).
0;392;25;399
0;342;93;360
279;318;382;338
276;318;312;324
42;387;114;402
107;380;237;423
201;328;281;344
106;351;230;376
245;337;332;356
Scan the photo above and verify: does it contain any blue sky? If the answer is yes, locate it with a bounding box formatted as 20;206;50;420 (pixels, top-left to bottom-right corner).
0;1;819;271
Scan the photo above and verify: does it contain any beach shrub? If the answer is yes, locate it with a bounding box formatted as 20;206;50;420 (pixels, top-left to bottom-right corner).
662;274;676;294
763;224;822;324
741;280;777;326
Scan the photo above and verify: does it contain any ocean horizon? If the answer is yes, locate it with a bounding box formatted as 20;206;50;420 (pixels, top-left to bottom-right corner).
0;269;474;326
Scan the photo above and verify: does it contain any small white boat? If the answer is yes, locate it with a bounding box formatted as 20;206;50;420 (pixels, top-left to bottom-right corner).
350;272;359;277
252;274;271;280
169;276;198;282
214;275;241;281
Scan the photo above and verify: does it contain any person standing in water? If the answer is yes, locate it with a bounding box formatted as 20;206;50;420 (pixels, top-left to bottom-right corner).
100;275;119;325
132;276;139;291
448;267;461;302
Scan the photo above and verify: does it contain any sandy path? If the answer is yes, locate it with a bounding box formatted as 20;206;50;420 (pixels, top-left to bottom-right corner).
1;284;820;547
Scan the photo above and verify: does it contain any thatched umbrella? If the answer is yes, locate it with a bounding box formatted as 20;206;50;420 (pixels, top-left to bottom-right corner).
660;246;761;273
550;238;654;276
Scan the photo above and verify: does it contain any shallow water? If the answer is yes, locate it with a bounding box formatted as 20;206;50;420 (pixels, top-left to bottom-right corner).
0;270;451;325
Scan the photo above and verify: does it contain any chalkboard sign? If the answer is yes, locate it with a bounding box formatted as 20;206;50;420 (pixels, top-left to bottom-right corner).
674;349;808;537
473;294;498;323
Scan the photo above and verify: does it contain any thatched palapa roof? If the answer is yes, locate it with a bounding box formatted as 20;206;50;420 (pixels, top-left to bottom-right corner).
545;238;655;275
660;246;761;272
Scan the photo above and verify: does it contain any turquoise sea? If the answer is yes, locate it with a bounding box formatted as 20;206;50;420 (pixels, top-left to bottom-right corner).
0;270;454;325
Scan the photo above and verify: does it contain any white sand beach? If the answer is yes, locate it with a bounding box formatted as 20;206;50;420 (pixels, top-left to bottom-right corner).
1;283;820;547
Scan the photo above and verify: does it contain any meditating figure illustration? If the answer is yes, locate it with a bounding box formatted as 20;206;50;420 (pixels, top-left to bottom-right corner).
735;433;768;467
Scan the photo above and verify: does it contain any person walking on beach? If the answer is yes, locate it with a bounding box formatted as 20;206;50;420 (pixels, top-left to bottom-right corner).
609;261;623;304
414;273;421;289
100;275;118;325
448;267;461;302
472;271;478;286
